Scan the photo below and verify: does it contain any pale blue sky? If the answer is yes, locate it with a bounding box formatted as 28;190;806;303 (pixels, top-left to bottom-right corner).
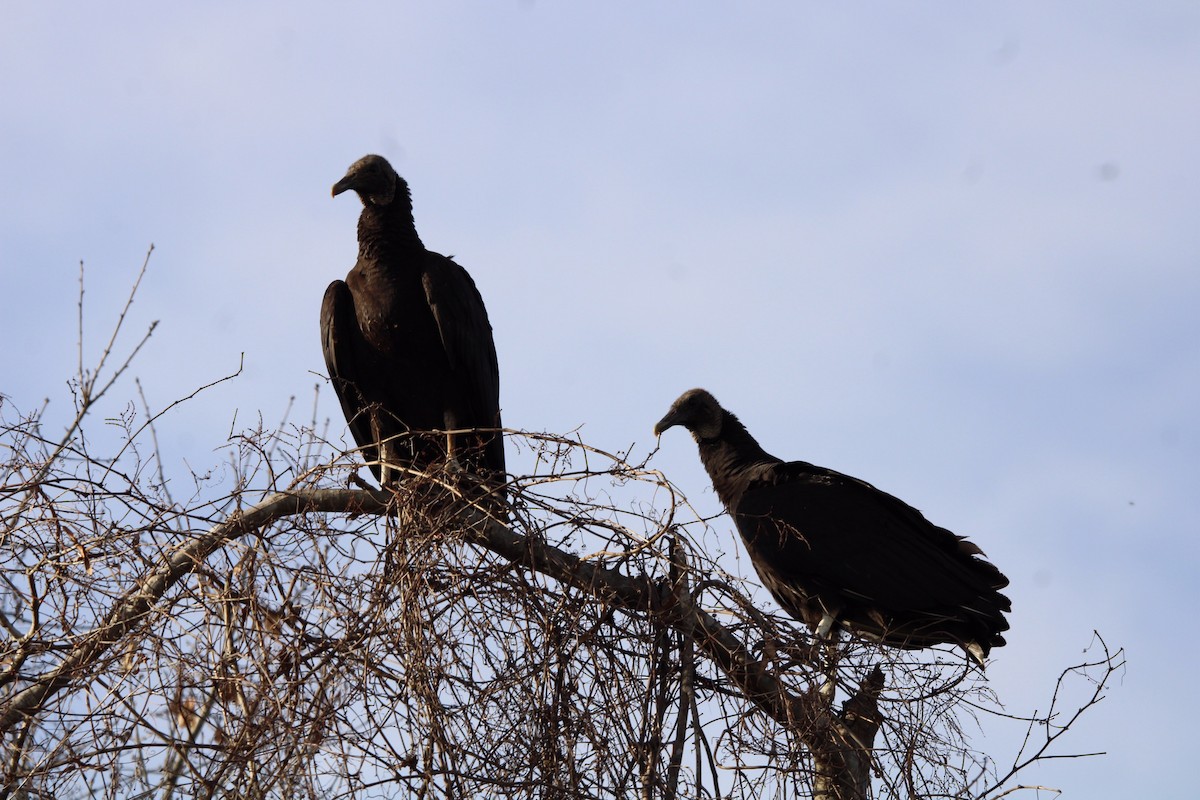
3;3;1197;796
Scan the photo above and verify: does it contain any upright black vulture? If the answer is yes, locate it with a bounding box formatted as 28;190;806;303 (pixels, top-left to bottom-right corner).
655;388;1010;663
321;155;504;486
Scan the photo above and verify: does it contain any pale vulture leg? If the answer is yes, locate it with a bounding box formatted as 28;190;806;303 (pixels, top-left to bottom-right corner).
374;414;403;488
379;439;396;487
816;613;839;702
444;414;464;473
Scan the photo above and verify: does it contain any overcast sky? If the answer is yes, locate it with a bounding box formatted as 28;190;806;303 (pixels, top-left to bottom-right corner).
3;3;1198;796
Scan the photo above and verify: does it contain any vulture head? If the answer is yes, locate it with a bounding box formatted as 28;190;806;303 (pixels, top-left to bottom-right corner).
654;388;724;441
332;154;406;208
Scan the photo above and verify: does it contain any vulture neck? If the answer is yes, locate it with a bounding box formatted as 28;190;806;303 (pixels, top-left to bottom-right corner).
696;410;781;509
356;201;425;265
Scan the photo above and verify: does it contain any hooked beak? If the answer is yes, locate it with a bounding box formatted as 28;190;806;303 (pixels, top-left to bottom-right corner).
653;409;683;437
331;174;357;198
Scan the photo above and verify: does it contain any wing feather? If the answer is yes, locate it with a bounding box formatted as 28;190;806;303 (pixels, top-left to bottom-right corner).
320;280;381;481
421;254;505;472
736;461;1008;612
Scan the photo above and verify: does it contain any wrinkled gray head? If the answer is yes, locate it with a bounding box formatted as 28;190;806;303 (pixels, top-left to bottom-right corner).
654;388;724;440
332;154;405;207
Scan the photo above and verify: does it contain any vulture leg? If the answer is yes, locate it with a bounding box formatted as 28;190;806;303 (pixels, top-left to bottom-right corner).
376;422;396;488
815;612;837;640
815;612;840;702
819;628;840;702
443;413;464;474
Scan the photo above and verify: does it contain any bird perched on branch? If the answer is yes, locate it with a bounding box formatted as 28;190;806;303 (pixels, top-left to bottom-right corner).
654;388;1010;664
321;154;505;487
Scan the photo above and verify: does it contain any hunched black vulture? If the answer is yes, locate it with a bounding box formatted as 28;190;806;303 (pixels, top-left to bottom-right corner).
321;154;504;486
654;388;1010;663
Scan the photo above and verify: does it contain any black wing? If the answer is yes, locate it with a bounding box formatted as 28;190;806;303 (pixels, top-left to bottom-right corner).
736;461;1009;614
320;280;382;482
421;253;505;473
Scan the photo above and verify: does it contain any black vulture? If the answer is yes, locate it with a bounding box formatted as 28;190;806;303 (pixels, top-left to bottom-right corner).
321;154;504;486
654;388;1010;663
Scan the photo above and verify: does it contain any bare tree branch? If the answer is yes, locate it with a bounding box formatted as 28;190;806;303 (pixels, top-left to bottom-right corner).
0;264;1123;800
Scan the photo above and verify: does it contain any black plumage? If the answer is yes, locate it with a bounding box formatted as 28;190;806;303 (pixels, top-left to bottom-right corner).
655;388;1010;662
321;155;504;486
